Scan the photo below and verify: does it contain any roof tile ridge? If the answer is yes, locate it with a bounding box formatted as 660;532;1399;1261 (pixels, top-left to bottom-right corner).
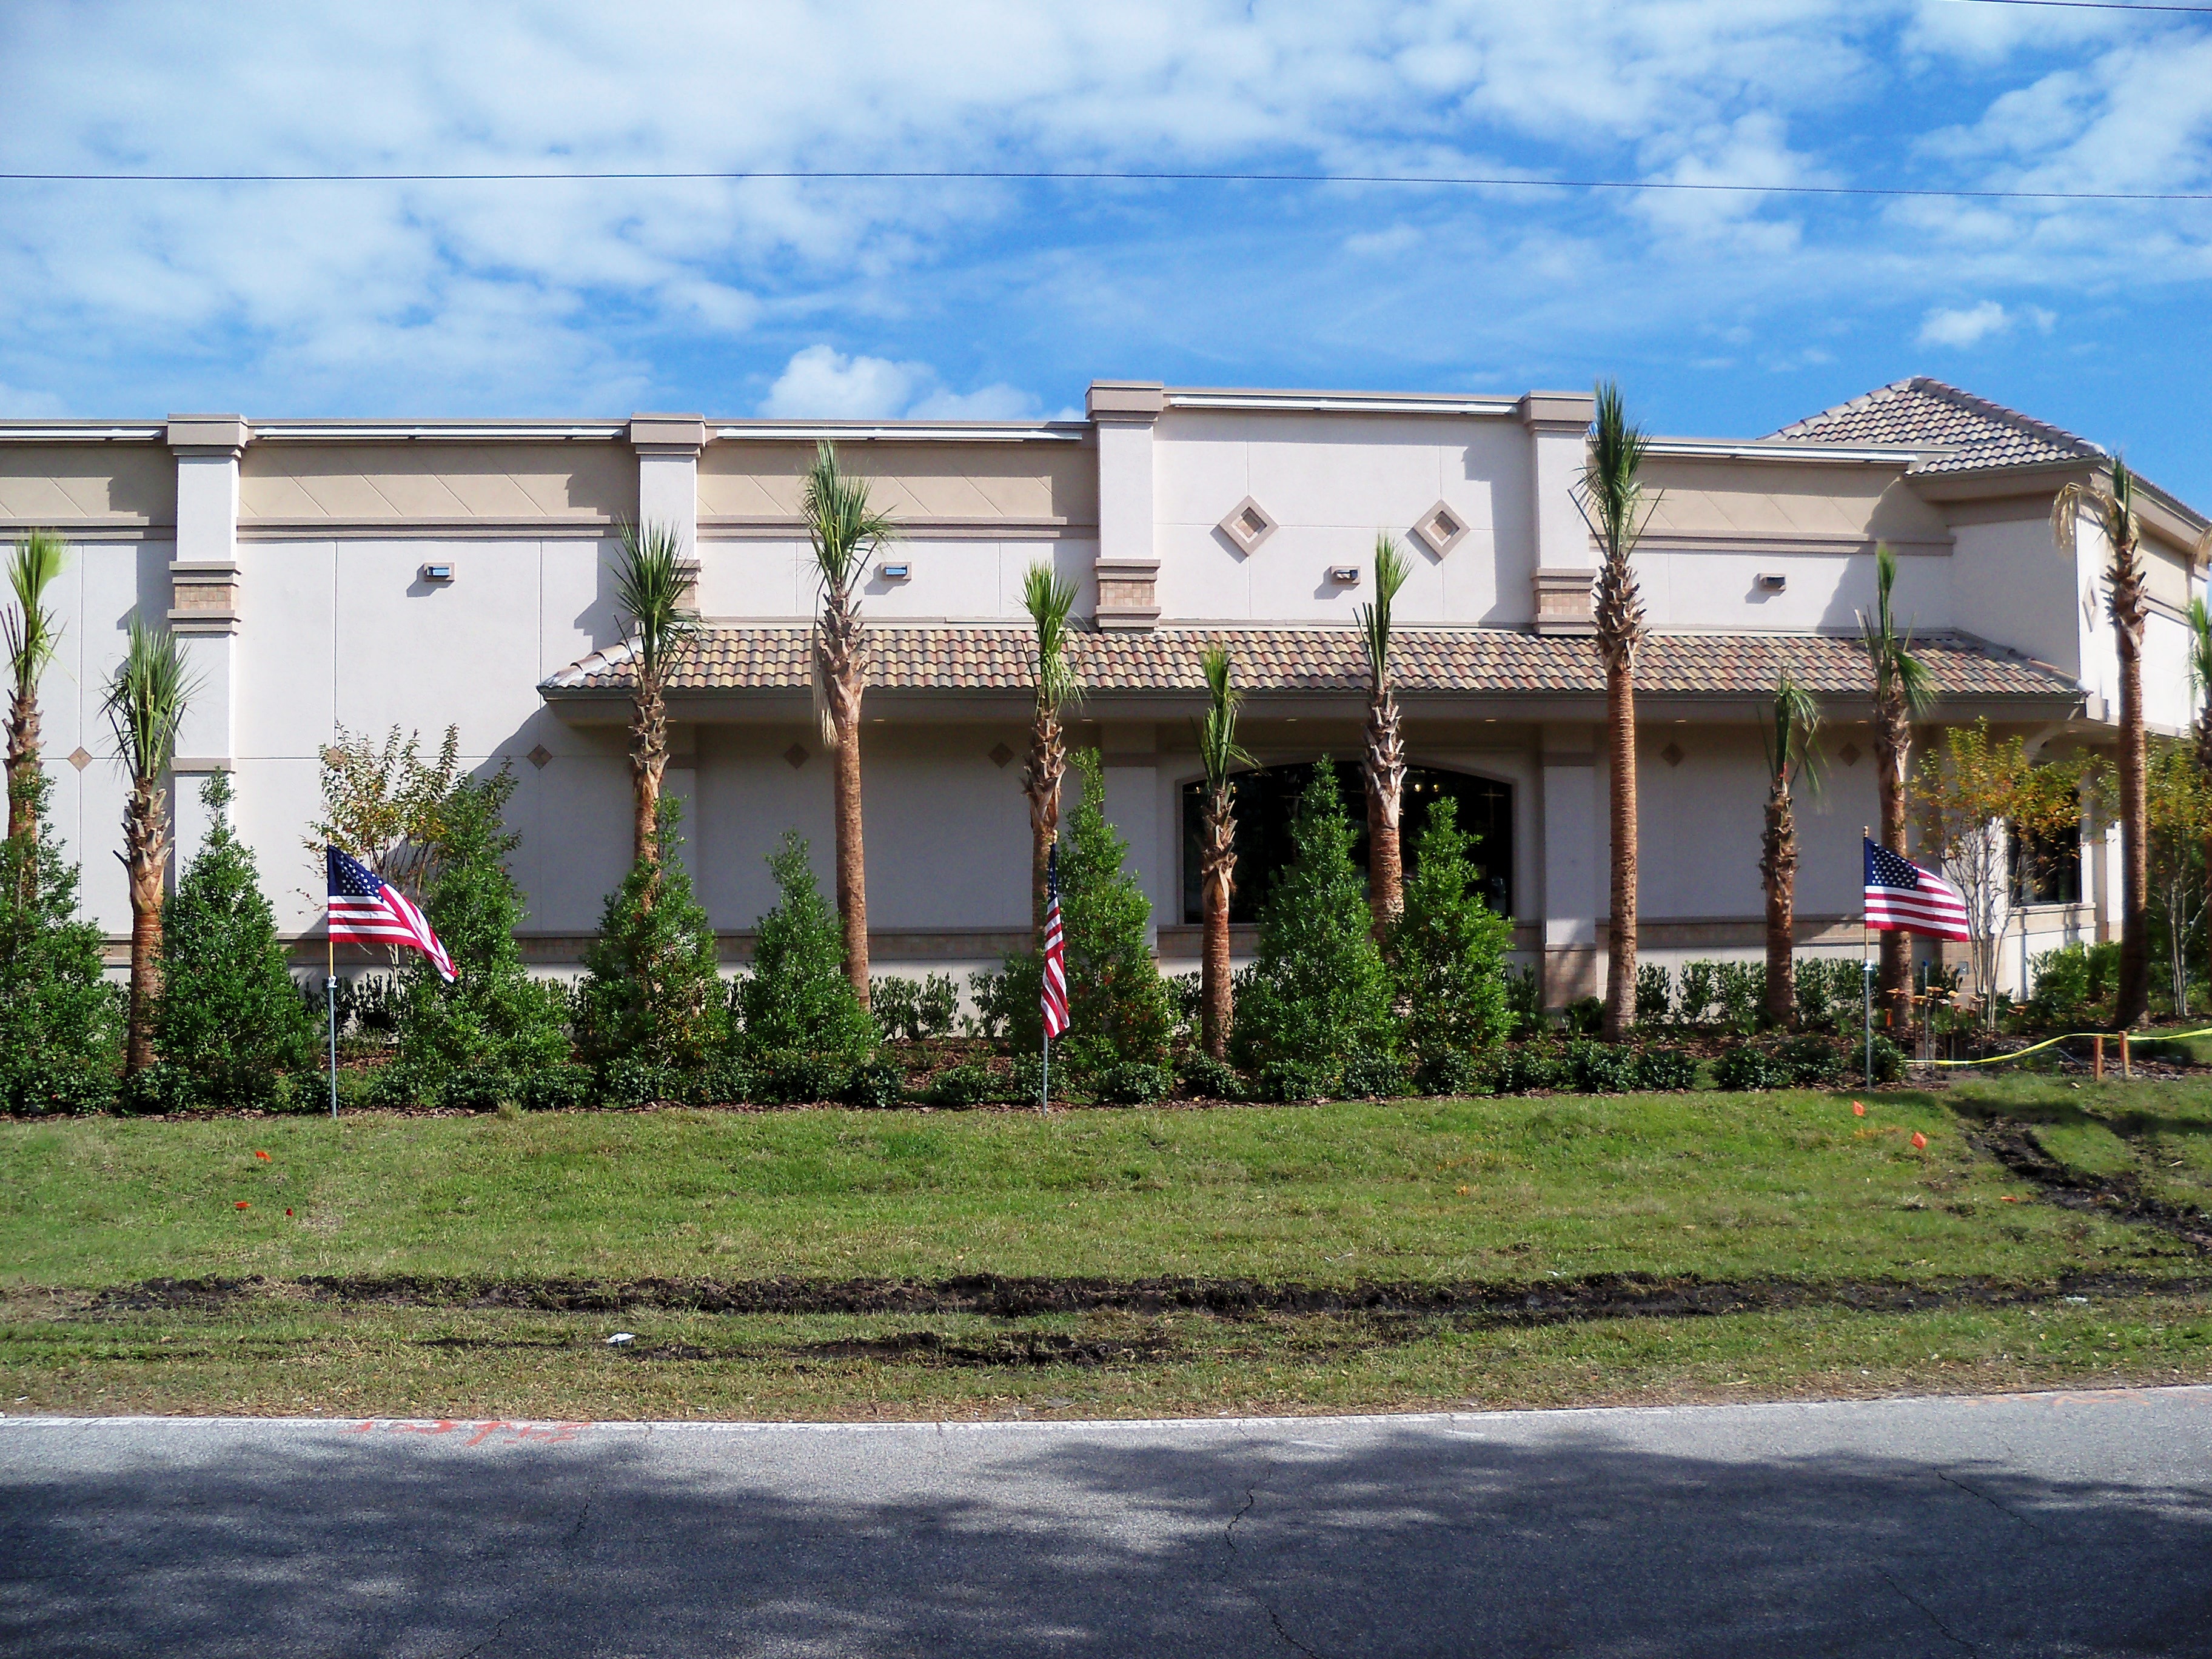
1766;377;1920;440
1906;378;2102;460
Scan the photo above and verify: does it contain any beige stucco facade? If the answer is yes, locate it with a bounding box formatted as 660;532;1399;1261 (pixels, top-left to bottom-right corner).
1;380;2200;1007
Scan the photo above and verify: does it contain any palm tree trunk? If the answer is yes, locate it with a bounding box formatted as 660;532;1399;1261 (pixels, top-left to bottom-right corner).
5;683;37;845
1761;780;1796;1028
629;664;667;874
1201;782;1236;1061
1603;659;1637;1042
1364;687;1404;934
1873;702;1912;1026
1022;711;1064;939
2116;620;2149;1026
121;774;169;1074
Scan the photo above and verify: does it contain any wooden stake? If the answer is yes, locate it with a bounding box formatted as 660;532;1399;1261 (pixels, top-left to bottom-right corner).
2121;1031;2131;1079
2093;1034;2104;1080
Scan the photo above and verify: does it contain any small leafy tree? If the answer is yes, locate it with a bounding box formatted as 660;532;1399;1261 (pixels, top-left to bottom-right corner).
574;796;730;1074
1001;748;1173;1068
394;768;570;1084
1387;796;1513;1061
2133;744;2211;1017
0;770;121;1112
156;773;319;1106
1232;759;1396;1073
1914;722;2082;1030
306;723;463;902
739;831;876;1057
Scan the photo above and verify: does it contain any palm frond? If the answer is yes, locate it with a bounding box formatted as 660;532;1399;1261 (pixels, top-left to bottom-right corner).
1762;671;1825;795
101;615;194;781
1858;543;1936;718
1356;534;1411;684
1021;561;1082;714
2188;596;2212;702
613;520;697;675
802;440;896;600
1571;379;1660;558
2053;456;2139;563
4;529;67;695
1197;645;1252;789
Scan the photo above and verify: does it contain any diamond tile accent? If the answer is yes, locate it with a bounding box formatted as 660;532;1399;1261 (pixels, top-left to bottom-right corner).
1660;740;1684;767
1838;741;1861;766
1216;495;1278;555
1411;500;1472;558
67;746;92;772
321;746;345;768
527;744;552;770
988;742;1014;768
784;743;809;769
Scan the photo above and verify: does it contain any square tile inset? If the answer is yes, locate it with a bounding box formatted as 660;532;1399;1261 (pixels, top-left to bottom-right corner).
1412;500;1472;558
1216;496;1278;555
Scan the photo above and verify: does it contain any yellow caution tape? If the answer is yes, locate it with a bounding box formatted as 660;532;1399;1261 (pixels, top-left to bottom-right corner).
1927;1026;2212;1068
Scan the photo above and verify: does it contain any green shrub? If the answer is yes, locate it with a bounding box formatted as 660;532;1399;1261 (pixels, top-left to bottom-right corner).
1712;1045;1791;1091
119;1062;191;1115
1097;1061;1171;1104
754;1050;845;1105
394;768;571;1087
153;773;321;1108
1504;964;1542;1039
1387;796;1513;1062
516;1064;590;1111
1007;1053;1048;1105
1717;961;1765;1033
1560;996;1603;1037
843;1057;904;1108
0;776;122;1114
1635;962;1673;1024
1677;961;1720;1026
2086;940;2122;1004
363;1063;421;1108
1633;1047;1700;1091
597;1054;680;1108
1491;1044;1562;1094
739;831;876;1059
1253;1059;1330;1103
1867;1033;1906;1085
928;1061;997;1107
1339;1050;1412;1099
1565;1039;1638;1094
1232;760;1396;1073
574;797;731;1075
347;974;403;1043
964;970;1013;1039
1781;1034;1845;1087
1176;1051;1242;1100
871;976;922;1042
437;1065;514;1112
2030;943;2095;1024
1414;1048;1487;1098
1000;750;1173;1070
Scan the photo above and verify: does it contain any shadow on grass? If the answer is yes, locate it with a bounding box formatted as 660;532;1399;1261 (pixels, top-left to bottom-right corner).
2;1412;2207;1657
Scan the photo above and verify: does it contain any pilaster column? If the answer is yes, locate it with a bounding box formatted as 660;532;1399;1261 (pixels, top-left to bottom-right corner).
1520;390;1596;635
1087;381;1163;631
1099;722;1163;945
166;415;247;867
631;415;705;605
1539;723;1601;1007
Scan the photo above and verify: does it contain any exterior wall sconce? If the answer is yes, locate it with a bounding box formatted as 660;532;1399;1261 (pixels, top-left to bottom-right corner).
1329;565;1361;585
878;561;911;582
419;563;455;584
1756;572;1786;592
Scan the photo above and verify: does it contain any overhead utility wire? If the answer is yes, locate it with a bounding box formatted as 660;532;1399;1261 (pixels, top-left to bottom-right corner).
0;167;2203;201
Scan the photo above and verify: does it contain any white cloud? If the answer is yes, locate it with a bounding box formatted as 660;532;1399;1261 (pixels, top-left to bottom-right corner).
1917;300;2011;348
759;344;1041;421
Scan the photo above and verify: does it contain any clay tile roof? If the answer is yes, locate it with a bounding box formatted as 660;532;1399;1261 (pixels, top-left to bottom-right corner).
543;625;2078;702
1768;377;2102;475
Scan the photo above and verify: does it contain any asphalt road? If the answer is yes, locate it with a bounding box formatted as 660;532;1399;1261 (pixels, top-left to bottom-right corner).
4;1387;2210;1657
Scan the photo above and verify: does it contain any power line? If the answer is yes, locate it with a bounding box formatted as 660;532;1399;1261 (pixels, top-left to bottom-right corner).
0;166;2202;201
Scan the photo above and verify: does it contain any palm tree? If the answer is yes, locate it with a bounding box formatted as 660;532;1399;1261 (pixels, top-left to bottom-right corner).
1019;562;1081;939
803;441;896;1005
2054;461;2150;1027
1758;672;1822;1028
612;520;697;879
102;617;192;1074
1574;381;1657;1044
2189;597;2212;904
1196;645;1252;1061
1356;534;1412;933
4;530;66;854
1858;543;1934;1027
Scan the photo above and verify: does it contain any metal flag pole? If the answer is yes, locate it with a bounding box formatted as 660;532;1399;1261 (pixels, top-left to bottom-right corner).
1041;1024;1050;1114
1863;826;1874;1089
327;920;339;1119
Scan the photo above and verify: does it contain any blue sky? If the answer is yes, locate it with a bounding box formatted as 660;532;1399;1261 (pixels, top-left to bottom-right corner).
2;1;2210;502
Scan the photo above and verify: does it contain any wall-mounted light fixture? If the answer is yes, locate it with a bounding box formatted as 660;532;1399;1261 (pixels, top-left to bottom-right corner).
878;561;911;583
1756;572;1786;592
419;563;454;584
1328;565;1361;586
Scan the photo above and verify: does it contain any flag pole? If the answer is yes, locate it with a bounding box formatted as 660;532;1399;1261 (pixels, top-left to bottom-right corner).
1863;826;1874;1090
327;922;338;1119
1041;1026;1050;1114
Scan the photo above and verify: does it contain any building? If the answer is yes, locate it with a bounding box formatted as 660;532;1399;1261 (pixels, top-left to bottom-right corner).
1;377;2203;1005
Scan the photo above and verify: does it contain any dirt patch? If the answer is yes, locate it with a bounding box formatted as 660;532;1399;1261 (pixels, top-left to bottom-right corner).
1962;1119;2212;1252
85;1276;263;1313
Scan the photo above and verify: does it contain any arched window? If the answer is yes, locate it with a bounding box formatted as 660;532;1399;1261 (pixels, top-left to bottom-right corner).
1179;762;1512;925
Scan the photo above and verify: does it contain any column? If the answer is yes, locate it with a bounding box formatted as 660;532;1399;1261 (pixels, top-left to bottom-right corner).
1087;381;1163;631
629;414;705;603
166;415;247;868
1539;723;1601;1007
1099;721;1162;947
1520;390;1596;635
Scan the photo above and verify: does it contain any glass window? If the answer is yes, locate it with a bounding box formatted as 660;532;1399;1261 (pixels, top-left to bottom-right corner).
1180;762;1512;924
2009;819;2083;906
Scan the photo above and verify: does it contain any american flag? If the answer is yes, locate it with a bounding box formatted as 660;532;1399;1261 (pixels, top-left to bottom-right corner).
327;845;456;982
1864;838;1969;942
1041;846;1070;1039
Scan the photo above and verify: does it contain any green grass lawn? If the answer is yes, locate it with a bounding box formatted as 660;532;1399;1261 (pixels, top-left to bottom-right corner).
4;1077;2210;1420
